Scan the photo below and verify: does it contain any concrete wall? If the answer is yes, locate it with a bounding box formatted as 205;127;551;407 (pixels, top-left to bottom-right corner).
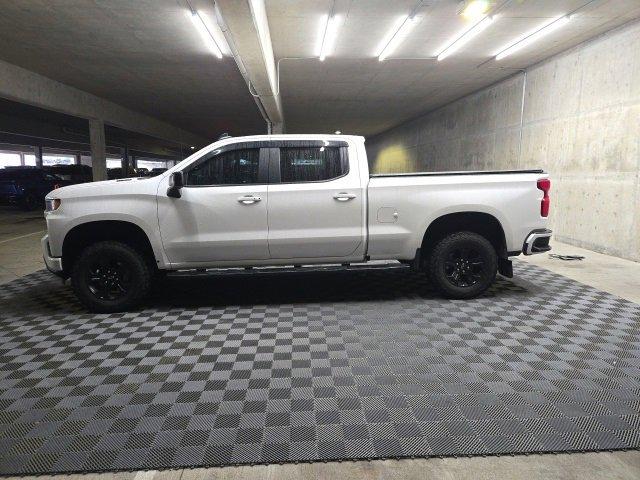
366;21;640;262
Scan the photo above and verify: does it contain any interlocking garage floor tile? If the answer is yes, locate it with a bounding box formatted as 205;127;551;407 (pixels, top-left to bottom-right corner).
0;263;638;474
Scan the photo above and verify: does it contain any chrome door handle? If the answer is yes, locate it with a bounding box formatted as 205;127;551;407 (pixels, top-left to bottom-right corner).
238;195;261;204
333;192;356;201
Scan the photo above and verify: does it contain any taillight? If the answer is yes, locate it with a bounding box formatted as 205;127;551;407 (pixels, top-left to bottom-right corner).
537;178;550;217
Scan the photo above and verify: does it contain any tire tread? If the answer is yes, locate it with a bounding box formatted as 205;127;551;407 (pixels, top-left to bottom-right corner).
427;231;497;299
71;241;151;312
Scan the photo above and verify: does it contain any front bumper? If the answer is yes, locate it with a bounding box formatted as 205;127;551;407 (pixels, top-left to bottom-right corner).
523;229;552;255
41;235;64;274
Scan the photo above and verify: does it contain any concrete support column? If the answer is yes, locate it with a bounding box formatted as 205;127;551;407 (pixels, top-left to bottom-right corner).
121;146;129;177
89;119;107;181
271;122;284;134
34;145;43;168
19;152;25;166
75;154;81;165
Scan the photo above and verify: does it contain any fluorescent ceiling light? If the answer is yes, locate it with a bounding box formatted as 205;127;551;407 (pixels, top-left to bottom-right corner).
375;16;404;59
188;10;223;58
437;15;494;61
495;15;571;60
317;14;341;61
460;0;489;20
378;15;420;61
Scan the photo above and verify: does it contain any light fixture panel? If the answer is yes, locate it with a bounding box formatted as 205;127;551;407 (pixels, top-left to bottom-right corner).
495;15;571;60
437;15;494;61
187;10;225;59
318;14;341;61
378;15;420;61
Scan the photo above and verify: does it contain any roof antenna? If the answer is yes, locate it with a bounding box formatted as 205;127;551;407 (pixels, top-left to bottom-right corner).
218;132;231;140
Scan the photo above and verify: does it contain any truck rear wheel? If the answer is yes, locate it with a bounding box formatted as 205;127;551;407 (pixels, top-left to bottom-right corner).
71;241;151;313
428;231;497;299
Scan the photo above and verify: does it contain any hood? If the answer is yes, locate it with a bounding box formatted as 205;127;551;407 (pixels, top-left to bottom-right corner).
45;176;160;199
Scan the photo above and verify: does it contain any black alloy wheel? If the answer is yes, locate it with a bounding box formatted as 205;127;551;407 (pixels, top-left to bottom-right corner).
443;247;485;287
428;231;498;299
86;256;133;301
71;241;151;312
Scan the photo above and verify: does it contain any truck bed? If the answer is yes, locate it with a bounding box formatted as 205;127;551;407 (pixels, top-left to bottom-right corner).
366;168;549;261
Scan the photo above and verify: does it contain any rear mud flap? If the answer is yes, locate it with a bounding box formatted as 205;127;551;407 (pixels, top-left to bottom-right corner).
498;258;513;278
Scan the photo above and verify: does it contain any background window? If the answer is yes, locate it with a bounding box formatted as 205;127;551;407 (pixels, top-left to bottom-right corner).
42;154;74;166
137;159;171;170
280;146;345;182
187;148;259;186
0;152;21;168
106;158;122;169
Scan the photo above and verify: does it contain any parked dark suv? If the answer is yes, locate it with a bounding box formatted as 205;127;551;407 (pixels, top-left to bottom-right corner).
44;164;93;184
148;167;168;177
0;167;66;210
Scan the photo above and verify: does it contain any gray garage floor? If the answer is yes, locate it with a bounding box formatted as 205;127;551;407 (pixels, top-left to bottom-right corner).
0;207;46;285
0;208;639;479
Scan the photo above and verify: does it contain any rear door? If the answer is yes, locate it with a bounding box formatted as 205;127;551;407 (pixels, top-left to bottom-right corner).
157;143;270;264
266;140;365;260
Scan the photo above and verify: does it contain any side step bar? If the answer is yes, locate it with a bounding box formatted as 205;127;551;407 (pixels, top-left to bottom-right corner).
166;262;410;278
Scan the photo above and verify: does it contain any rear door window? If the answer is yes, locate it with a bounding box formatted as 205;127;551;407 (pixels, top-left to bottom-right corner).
278;146;347;183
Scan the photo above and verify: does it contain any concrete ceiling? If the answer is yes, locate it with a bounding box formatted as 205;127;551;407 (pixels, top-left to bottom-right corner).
269;0;640;135
0;0;639;139
0;0;266;140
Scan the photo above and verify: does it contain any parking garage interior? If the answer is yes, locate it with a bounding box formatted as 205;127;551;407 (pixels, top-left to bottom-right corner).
0;1;639;479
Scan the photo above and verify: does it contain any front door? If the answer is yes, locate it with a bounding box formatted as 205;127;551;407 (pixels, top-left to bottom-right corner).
267;141;365;260
158;145;270;265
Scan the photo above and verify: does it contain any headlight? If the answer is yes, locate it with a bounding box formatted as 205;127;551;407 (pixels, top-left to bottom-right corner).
45;198;61;212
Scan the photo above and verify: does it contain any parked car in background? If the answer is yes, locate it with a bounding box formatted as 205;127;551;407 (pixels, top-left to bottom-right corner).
135;167;149;177
44;164;93;184
42;134;552;312
107;168;124;180
149;167;168;176
0;167;67;210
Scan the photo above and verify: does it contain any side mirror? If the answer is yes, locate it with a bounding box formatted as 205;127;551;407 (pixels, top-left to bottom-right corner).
167;171;184;198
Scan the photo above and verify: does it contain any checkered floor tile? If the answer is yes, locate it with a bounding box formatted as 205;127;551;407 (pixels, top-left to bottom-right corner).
0;262;639;474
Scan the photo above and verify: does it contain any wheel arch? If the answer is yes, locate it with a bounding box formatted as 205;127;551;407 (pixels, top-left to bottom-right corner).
420;211;508;263
62;220;158;274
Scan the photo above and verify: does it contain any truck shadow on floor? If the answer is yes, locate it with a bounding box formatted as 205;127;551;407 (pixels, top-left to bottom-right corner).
147;268;531;309
0;268;534;317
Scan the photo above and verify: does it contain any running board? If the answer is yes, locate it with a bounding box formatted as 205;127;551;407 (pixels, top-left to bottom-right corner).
166;262;410;278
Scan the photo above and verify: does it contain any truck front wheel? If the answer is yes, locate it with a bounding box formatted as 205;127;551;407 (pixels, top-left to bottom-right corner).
71;241;151;313
428;231;497;299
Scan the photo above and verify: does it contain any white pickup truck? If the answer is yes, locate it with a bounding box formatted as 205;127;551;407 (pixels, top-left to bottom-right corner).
42;134;552;312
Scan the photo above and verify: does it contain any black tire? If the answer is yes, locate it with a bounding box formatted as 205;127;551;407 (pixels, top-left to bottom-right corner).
20;193;39;211
71;241;151;313
427;231;497;299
